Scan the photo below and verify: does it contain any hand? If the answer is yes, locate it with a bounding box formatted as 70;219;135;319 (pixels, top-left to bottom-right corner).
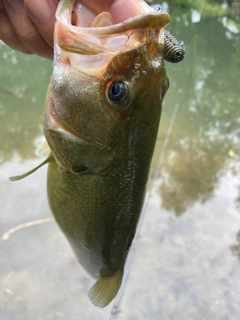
0;0;140;60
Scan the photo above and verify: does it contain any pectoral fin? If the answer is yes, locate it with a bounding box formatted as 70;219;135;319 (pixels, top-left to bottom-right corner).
35;139;52;158
9;154;54;181
88;269;123;308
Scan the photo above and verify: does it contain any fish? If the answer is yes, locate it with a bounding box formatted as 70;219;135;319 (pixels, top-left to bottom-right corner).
10;0;175;308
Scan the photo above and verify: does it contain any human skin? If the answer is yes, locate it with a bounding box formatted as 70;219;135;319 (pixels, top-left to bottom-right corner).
0;0;140;59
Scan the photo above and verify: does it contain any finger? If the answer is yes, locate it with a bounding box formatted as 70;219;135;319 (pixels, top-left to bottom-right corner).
0;6;32;54
82;0;140;23
3;0;53;59
24;0;59;49
109;0;140;23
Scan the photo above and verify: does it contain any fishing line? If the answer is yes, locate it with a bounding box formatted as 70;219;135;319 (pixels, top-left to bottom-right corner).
109;102;180;319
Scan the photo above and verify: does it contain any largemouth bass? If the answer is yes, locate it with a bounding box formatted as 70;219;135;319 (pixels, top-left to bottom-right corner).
10;0;179;308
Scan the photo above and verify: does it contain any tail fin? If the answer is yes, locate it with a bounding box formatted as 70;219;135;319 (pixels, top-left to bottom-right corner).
88;269;123;308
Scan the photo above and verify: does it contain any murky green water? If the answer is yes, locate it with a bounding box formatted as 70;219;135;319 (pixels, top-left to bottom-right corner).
0;6;240;320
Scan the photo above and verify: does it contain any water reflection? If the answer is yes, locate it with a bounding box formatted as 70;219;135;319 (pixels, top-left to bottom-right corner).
0;42;52;163
158;11;240;215
159;139;228;215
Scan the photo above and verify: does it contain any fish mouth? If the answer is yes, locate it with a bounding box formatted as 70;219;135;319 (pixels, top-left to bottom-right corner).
55;0;170;67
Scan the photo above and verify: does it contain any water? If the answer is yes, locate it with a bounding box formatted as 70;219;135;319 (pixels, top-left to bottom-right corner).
0;7;240;320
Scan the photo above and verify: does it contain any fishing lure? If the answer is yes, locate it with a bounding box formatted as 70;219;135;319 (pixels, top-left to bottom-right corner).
164;29;185;63
154;6;185;63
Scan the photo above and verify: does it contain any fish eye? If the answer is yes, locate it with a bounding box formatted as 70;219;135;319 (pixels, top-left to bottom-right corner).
107;81;129;105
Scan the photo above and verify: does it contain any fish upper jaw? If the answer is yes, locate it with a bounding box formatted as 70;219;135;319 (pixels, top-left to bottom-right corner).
56;0;166;28
54;0;170;74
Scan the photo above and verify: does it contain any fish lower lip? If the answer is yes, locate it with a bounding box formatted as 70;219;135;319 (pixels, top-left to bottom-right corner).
45;107;110;150
45;99;87;142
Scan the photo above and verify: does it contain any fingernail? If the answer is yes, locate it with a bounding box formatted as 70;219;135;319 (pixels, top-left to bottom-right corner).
26;0;51;22
6;0;23;12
